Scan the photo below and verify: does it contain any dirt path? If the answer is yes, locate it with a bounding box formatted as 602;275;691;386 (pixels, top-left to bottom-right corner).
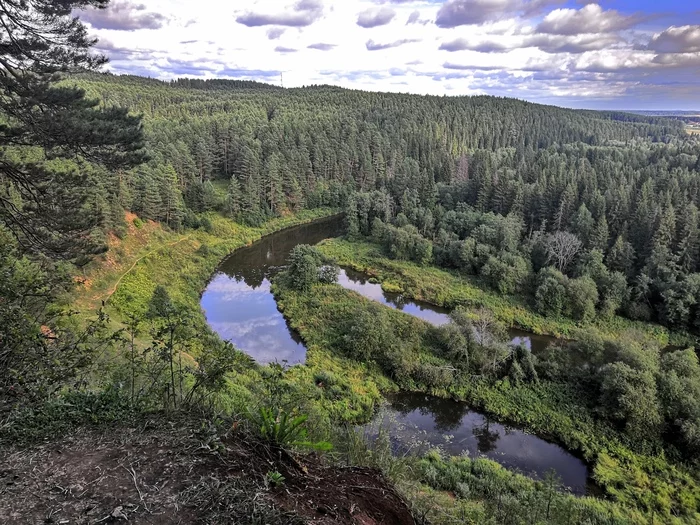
104;235;192;304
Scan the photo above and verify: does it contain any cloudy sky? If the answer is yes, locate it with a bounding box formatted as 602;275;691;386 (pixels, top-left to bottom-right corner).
77;0;700;110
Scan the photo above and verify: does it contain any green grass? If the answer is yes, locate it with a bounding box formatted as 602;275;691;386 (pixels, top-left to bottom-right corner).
74;209;338;339
409;451;651;524
66;215;699;523
273;277;700;521
70;208;392;424
317;237;695;346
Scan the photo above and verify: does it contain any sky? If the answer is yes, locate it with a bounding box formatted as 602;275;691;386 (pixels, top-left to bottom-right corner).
76;0;700;110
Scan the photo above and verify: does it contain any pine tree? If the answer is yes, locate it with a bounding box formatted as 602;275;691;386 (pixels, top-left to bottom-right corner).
607;235;636;278
140;178;163;222
0;0;145;259
589;214;609;252
570;203;594;247
225;176;243;218
676;202;699;274
264;153;284;214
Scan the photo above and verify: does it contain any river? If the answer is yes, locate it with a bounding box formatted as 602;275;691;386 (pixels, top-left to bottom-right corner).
200;215;589;494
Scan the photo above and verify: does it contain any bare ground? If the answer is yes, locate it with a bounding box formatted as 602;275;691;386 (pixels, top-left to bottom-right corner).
0;416;415;525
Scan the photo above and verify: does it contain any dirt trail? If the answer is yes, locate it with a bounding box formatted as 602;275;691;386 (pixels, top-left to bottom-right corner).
104;235;192;303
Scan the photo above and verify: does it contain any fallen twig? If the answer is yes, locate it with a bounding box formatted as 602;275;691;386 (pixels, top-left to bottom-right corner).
122;464;150;513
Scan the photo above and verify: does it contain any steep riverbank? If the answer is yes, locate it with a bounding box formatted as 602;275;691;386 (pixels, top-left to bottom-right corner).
72;209;341;342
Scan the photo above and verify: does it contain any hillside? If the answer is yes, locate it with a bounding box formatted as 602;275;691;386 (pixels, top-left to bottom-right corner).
1;414;414;525
4;69;700;525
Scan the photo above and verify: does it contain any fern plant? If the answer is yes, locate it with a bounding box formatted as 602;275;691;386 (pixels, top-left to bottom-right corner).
256;406;332;451
266;471;286;487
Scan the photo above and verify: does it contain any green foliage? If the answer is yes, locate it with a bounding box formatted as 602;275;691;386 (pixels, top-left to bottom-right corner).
256;406;309;446
341;304;398;363
318;237;684;345
0;3;145;260
276;253;700;519
566;275;599;321
658;349;700;455
535;267;568;317
373;219;434;265
252;364;332;452
480;253;529;295
0;227;117;411
416;453;649;525
9;36;700;525
598;362;662;438
265;471;286;487
0;389;138;445
283;244;339;292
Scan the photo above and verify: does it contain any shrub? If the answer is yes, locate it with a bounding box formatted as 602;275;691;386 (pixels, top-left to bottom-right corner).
566;276;598;321
254;406;332;451
535;267;568;317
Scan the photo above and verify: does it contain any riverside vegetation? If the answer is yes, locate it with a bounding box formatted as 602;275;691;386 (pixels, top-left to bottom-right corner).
274;244;700;521
2;2;700;523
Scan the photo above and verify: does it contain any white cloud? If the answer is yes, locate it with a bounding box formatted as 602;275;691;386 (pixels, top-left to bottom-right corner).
82;0;700;108
537;4;639;35
648;26;700;54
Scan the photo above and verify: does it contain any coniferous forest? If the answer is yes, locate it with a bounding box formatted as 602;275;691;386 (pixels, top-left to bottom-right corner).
76;72;700;333
2;2;700;524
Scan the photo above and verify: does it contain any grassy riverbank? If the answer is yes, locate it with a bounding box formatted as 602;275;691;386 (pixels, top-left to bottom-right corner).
317;237;696;347
65;214;699;523
273;276;700;522
73;209;339;334
69;209;392;423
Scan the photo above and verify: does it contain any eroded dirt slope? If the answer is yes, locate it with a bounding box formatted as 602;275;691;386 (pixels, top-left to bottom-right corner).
0;416;415;525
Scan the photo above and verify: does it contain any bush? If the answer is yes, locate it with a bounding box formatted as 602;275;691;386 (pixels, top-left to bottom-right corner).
535;267;568;317
254;406;332;451
342;305;397;362
284;244;339;291
480;253;529;295
412;363;455;389
566;276;598;321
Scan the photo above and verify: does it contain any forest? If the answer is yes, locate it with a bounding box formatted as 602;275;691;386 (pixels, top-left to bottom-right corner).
2;2;700;523
66;71;700;334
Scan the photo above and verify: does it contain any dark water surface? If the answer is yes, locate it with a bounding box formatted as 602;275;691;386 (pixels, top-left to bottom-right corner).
337;267;555;353
201;215;345;365
370;392;590;495
201;215;589;493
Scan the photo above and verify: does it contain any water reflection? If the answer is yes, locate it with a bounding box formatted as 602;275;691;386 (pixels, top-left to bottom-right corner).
473;419;501;454
202;213;559;363
338;268;452;326
202;217;591;495
200;215;345;365
368;392;590;495
337;269;556;352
